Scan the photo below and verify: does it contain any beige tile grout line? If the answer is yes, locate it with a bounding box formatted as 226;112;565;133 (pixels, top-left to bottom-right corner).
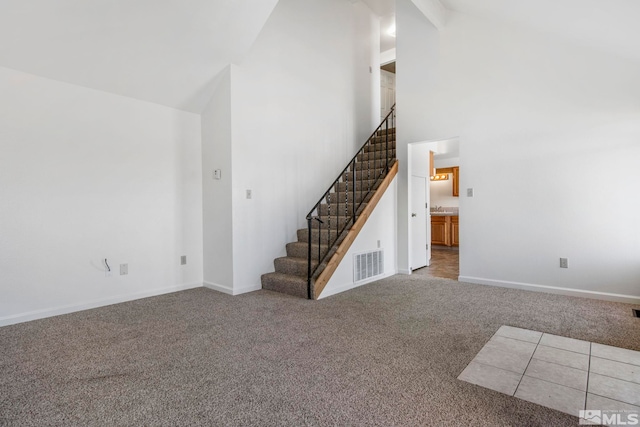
511;333;543;396
498;332;590;356
584;342;592;411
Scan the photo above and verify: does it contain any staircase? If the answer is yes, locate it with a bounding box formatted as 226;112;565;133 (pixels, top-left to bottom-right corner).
261;106;397;299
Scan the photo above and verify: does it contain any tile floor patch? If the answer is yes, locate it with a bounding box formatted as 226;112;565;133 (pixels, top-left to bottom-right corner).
539;333;590;355
524;358;588;391
458;326;640;420
588;373;640;407
591;343;640;367
458;361;521;395
515;376;586;417
488;335;538;356
472;335;537;374
532;345;590;371
590;356;640;385
473;344;533;375
586;393;640;414
495;325;542;344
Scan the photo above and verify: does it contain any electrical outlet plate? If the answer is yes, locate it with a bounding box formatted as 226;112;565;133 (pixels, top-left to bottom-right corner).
467;188;474;197
181;255;187;265
120;263;128;275
560;258;568;268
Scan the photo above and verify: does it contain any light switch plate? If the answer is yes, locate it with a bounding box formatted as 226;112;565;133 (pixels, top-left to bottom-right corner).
467;188;474;197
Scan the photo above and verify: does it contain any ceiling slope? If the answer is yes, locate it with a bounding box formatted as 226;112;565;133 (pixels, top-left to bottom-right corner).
441;0;640;64
0;0;279;112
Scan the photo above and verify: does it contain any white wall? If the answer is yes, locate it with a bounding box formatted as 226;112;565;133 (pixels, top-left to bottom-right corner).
220;0;381;293
397;4;640;302
319;177;397;298
431;156;460;208
202;67;234;293
430;177;458;208
396;0;441;274
0;66;203;326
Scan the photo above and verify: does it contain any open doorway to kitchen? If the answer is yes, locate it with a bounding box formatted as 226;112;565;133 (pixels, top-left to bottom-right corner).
410;139;460;280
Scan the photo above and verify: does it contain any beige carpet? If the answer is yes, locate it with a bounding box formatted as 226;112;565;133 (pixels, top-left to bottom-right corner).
1;275;638;426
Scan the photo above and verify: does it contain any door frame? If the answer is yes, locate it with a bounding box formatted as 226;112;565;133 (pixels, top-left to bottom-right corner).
407;138;459;274
410;174;429;270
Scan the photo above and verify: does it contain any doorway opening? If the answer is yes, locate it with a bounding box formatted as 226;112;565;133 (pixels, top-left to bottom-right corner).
380;61;395;122
408;139;460;280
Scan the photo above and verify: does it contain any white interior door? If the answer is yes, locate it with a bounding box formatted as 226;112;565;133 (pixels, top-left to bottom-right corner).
380;69;396;121
411;175;428;270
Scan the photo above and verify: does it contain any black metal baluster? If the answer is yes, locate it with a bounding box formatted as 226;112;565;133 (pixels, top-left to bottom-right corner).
307;217;312;299
326;193;331;265
385;117;389;174
352;159;356;224
344;166;348;223
369;135;372;192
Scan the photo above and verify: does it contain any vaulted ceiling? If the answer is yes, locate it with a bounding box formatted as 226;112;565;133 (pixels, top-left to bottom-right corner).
2;0;637;114
0;0;279;112
441;0;640;64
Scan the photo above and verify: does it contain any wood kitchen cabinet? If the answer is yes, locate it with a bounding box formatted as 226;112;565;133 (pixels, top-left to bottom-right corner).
452;167;459;197
434;166;460;197
431;215;459;247
451;215;459;246
431;216;448;246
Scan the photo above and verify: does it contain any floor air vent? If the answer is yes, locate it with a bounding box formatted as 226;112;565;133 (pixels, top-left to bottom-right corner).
634;309;640;318
354;249;384;282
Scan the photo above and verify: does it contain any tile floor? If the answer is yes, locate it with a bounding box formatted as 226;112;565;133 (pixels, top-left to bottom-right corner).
413;247;459;280
459;326;640;422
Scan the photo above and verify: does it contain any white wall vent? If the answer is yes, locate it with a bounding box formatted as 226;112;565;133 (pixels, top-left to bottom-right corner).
354;249;384;283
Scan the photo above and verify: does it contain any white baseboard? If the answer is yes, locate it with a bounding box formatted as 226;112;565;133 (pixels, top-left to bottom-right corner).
203;281;261;296
233;284;262;295
459;276;640;305
398;269;412;275
0;281;203;327
318;270;397;299
203;281;233;295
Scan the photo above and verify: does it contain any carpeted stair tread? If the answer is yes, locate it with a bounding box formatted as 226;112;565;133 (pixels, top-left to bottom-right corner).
274;256;317;277
364;142;396;153
286;241;331;258
334;179;380;192
260;272;308;298
376;128;395;136
357;149;395;162
349;160;388;171
370;136;396;144
342;167;388;181
312;216;354;230
297;227;349;243
341;175;385;185
318;202;366;216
